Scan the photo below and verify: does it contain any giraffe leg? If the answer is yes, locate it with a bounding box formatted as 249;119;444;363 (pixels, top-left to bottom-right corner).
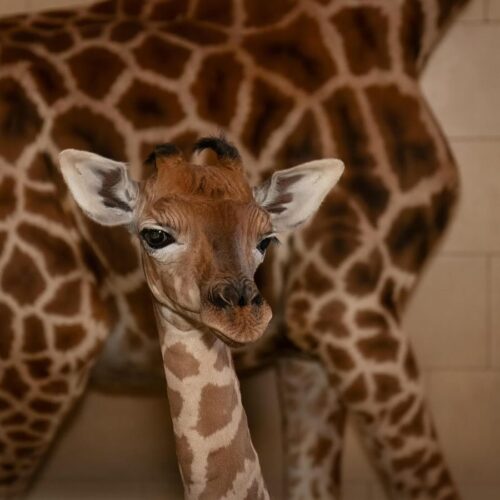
286;297;460;500
277;357;345;500
0;270;112;498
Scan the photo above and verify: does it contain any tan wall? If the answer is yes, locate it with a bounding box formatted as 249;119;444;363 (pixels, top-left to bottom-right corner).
1;0;500;499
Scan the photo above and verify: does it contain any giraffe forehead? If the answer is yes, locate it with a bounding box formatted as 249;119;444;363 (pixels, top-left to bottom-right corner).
146;161;254;202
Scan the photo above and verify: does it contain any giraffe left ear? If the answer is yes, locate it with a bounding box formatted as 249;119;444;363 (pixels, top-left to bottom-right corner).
59;149;138;226
254;159;344;232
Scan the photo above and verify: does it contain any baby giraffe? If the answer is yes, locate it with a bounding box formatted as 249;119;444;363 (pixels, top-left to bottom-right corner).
58;138;343;499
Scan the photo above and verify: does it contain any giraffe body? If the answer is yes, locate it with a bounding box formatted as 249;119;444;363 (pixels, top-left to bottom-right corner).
0;0;468;498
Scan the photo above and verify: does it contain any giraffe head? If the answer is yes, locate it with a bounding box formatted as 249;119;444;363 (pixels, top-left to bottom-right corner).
59;138;343;346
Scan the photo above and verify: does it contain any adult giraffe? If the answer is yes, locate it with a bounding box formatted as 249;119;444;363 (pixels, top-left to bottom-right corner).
0;0;469;498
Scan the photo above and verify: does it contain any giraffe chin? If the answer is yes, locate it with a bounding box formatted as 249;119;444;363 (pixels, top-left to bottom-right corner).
200;303;273;347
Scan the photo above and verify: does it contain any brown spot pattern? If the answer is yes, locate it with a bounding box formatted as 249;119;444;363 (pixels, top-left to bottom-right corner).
374;373;401;403
0;176;16;221
196;383;238;437
313;300;349;337
346;248;383;296
332;7;390;75
0;78;42;163
134;35;190;78
243;78;294;153
244;0;294;27
2;247;45;306
0;302;14;359
325;344;354;371
244;14;336;92
1;368;29;400
367;85;438;191
22;316;47;353
343;374;368;404
54;324;85;351
44;279;81;316
192;52;244;128
164;343;200;380
118;79;184;129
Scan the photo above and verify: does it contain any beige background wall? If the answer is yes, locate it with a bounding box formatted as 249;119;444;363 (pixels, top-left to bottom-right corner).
1;0;500;499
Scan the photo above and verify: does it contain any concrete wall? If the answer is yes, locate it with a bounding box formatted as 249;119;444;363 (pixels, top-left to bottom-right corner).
1;0;499;498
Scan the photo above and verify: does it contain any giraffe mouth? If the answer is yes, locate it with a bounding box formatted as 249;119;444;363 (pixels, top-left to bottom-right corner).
200;302;272;346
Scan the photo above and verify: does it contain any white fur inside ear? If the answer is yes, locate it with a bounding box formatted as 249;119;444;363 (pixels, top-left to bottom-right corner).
254;159;344;232
59;149;138;226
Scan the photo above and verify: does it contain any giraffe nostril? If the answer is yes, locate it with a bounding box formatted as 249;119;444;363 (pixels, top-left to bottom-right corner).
252;293;263;306
209;280;262;308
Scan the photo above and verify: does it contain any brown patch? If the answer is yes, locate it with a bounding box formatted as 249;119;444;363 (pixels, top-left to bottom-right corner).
401;403;426;436
275;111;323;168
345;248;383;296
244;0;294;27
31;419;51;432
385;207;433;273
380;278;401;321
22;315;47;354
7;431;39;443
304;192;362;267
53;106;125;161
242;78;294;153
374;373;401;403
82;220;138;275
2;246;45;306
390;394;416;424
201;413;255;499
110;20;143;43
243;479;259;500
392;448;426;472
10;28;73;53
118;79;184;129
167;387;183;419
191;52;244;127
342;374;367;404
29;398;61;414
166;20;227;45
24;186;67;225
40;379;68;395
308;435;332;466
214;347;230;371
343;171;390;226
125;284;157;338
193;0;233;26
2;412;27;426
0;302;14;360
44;279;81;316
244;14;336;92
175;434;194;490
26;358;52;380
332;7;390;75
325;344;354;371
400;0;424;75
164;342;200;380
366;85;439;191
303;262;332;296
313;300;349;337
0;77;42;163
404;348;419;380
134;35;190;78
437;0;468;28
18;223;76;276
324;87;374;170
54;324;86;351
0;367;29;400
355;311;399;363
287;298;310;330
149;0;187;20
27;152;55;182
430;469;454;497
0;176;16;221
196;383;238;437
1;45;67;104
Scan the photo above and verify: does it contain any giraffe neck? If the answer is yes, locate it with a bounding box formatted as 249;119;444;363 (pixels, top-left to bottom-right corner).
153;305;269;500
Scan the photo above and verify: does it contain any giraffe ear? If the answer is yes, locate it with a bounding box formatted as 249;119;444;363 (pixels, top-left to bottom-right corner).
254;159;344;232
59;149;138;226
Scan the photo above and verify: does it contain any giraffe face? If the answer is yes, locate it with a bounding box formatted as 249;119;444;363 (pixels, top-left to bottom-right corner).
59;138;344;346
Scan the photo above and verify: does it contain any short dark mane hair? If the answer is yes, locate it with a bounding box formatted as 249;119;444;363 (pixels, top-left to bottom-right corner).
145;143;181;166
193;136;240;162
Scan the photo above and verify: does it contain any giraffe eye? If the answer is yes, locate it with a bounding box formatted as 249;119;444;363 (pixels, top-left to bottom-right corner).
257;236;277;255
141;228;175;249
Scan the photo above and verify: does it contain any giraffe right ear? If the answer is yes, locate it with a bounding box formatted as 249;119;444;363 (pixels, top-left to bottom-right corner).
59;149;138;226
